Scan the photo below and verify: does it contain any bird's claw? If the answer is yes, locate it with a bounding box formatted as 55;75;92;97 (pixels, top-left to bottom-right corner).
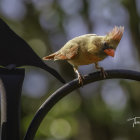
78;74;84;86
100;68;108;78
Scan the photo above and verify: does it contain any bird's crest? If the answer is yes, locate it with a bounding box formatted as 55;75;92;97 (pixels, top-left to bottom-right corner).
107;26;124;42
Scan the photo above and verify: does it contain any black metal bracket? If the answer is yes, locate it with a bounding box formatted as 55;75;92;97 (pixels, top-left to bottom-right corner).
0;68;25;140
0;69;140;140
24;69;140;140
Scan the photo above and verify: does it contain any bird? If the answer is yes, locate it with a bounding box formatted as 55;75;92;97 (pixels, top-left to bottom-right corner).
0;18;65;83
43;26;124;85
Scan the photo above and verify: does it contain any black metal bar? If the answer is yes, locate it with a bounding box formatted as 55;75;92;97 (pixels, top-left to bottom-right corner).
24;69;140;140
0;68;25;140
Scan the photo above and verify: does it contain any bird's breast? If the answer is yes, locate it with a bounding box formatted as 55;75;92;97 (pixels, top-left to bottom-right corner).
68;51;106;66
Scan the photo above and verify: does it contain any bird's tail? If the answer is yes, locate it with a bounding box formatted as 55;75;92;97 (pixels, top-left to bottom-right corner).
43;53;56;60
41;52;65;83
41;52;66;83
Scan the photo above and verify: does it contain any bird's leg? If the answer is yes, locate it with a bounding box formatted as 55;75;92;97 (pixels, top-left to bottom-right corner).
94;62;107;78
73;66;84;85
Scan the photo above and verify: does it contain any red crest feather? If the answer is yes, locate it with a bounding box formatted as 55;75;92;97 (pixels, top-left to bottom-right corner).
108;26;124;41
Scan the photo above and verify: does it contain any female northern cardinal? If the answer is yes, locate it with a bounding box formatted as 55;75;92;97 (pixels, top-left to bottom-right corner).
43;26;124;84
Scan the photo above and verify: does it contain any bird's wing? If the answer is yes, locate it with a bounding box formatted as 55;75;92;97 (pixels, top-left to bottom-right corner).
54;34;97;60
54;43;79;60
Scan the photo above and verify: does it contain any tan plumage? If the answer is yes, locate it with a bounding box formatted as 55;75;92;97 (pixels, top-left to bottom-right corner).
43;26;124;84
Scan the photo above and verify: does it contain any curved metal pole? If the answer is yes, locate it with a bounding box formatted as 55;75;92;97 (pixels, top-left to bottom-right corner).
24;69;140;140
0;68;25;140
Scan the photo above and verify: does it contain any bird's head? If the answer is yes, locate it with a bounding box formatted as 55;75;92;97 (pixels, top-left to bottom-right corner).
102;26;124;57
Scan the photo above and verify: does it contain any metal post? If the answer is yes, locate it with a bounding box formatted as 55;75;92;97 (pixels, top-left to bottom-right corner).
24;69;140;140
0;68;25;140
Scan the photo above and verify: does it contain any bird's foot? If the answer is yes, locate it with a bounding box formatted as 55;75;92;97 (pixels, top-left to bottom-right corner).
100;67;108;78
95;63;107;79
6;64;16;70
73;66;84;86
78;73;84;86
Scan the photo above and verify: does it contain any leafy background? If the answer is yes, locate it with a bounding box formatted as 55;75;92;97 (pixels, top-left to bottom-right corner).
0;0;140;139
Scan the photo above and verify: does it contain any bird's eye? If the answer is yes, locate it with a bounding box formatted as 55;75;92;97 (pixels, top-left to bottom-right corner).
103;42;109;50
103;42;108;47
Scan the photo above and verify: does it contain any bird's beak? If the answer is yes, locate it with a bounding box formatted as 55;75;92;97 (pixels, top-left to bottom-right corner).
104;49;115;57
